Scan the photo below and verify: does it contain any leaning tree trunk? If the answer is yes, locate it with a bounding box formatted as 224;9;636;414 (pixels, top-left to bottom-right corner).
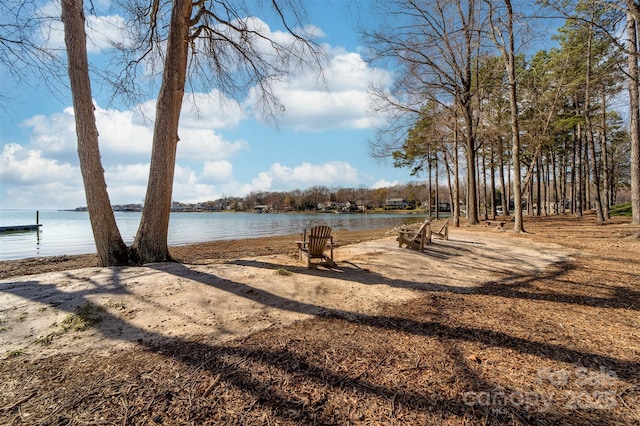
61;0;129;266
131;0;193;263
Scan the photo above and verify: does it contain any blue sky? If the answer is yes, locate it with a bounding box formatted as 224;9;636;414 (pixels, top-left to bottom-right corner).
0;0;420;210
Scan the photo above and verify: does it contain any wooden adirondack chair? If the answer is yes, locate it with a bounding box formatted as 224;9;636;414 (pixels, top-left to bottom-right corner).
397;219;431;251
432;218;450;240
297;225;336;268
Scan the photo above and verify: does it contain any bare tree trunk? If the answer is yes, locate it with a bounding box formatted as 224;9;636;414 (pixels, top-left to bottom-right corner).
502;0;524;231
465;109;479;225
443;146;455;219
464;0;479;226
584;22;604;223
627;7;640;225
600;88;611;219
527;178;533;216
570;134;576;214
454;117;461;227
490;140;497;218
478;146;489;220
428;148;433;217
575;124;583;217
499;137;508;216
435;152;440;220
552;151;559;214
535;156;541;216
132;0;192;263
583;133;589;211
507;146;512;215
61;0;129;266
561;147;567;214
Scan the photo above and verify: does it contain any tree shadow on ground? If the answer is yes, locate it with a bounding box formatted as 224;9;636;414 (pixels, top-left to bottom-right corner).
1;239;638;424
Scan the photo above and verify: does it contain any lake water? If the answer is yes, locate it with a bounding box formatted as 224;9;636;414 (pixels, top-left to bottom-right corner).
0;210;427;261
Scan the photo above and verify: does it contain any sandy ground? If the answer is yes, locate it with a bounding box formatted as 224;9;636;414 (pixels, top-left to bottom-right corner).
0;229;573;361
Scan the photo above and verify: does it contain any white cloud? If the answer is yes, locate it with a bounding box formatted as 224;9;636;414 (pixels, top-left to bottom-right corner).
200;161;234;183
177;129;248;161
96;106;153;156
22;109;77;155
0;143;85;209
180;91;246;129
248;51;392;131
250;161;360;191
4;183;86;210
36;1;127;54
20;96;247;165
0;143;78;185
105;164;150;186
372;179;401;189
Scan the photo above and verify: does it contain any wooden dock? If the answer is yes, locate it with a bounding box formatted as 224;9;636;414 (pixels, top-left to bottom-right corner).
0;211;43;233
0;224;42;233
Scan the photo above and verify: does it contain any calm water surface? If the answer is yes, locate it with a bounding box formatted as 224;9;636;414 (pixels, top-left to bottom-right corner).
0;210;426;261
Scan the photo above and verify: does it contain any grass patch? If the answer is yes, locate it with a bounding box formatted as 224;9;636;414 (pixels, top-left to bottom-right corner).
34;303;104;346
62;302;103;331
610;202;632;216
273;269;292;276
34;332;58;346
17;312;28;322
4;349;25;359
104;299;127;310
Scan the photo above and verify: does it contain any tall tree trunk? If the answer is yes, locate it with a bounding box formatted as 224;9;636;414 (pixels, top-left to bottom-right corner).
428;148;433;217
552;150;559;214
502;0;524;231
61;0;129;266
443;146;455;219
527;179;533;216
481;148;488;220
490;140;497;218
600;88;611;219
583;133;590;211
454;117;461;227
132;0;193;263
465;107;479;225
575;124;583;217
584;19;599;220
570;135;576;214
545;156;551;215
535;156;541;216
627;6;640;225
507;146;512;215
499;137;508;216
463;0;479;226
435;152;440;220
561;143;568;214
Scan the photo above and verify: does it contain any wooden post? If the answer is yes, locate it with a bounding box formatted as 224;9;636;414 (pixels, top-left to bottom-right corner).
36;210;39;225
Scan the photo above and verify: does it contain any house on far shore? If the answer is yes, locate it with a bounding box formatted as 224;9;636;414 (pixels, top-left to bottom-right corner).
384;198;409;210
253;205;270;213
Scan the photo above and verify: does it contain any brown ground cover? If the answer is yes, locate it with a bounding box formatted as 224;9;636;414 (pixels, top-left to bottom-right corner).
0;215;639;425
